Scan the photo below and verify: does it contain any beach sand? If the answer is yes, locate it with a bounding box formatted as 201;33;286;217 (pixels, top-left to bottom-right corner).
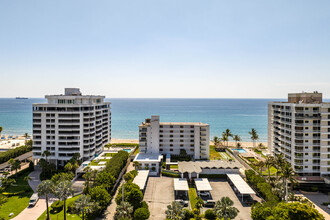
111;139;267;148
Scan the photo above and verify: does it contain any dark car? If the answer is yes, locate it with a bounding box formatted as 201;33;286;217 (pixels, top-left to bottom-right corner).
204;200;216;207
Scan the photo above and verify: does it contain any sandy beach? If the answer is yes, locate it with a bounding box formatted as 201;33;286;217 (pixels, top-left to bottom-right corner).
111;139;267;148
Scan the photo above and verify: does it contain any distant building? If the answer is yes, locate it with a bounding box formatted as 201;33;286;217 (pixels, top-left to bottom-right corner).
32;88;111;166
139;115;210;160
268;92;330;177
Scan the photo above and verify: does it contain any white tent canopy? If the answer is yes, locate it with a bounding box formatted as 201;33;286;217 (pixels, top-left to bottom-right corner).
174;178;189;191
194;178;212;191
227;174;255;195
133;170;149;190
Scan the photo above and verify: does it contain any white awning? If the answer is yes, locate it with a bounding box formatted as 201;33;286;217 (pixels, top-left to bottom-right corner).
227;174;255;195
194;178;212;191
174;178;189;191
133;170;149;190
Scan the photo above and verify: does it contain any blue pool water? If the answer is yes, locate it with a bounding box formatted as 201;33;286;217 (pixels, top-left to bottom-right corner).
232;149;247;153
123;149;132;153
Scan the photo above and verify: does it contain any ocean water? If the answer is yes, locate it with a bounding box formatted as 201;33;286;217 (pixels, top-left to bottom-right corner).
0;98;291;142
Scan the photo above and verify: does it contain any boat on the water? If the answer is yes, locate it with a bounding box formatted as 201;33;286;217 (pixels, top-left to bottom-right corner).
15;97;28;99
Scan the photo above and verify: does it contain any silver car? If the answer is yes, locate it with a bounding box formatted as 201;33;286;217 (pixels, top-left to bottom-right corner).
29;193;39;207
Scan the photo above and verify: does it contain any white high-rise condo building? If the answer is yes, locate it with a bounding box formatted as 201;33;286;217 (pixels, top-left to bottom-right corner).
32;88;111;166
268;92;330;178
139;115;210;159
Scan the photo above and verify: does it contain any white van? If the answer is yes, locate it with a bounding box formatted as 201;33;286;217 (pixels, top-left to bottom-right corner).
29;193;39;207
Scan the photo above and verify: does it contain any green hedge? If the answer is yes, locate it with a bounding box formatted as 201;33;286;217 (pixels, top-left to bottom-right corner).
161;170;180;178
245;170;279;206
0;143;32;164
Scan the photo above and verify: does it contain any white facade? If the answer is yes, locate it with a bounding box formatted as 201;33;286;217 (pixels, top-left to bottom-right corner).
32;88;111;166
139;115;210;159
268;92;330;177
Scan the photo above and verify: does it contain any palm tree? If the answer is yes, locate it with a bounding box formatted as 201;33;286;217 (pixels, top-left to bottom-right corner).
165;201;185;220
0;126;2;135
37;180;55;220
74;195;95;220
133;161;140;170
54;180;74;220
24;133;29;139
115;201;133;219
254;160;265;174
273;153;285;179
233;135;241;147
248;128;259;149
195;196;204;214
221;133;229;148
213;197;239;220
9;159;21;179
222;129;233;147
265;155;274;180
280;163;296;203
42;150;51;163
24;175;32;182
212;136;220;148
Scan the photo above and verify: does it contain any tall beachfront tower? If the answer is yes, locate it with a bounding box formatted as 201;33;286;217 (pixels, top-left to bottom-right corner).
32;88;111;166
139;115;210;159
268;92;330;178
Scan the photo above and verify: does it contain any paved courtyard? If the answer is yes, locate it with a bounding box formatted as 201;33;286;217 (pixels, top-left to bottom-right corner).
209;179;252;220
144;176;174;220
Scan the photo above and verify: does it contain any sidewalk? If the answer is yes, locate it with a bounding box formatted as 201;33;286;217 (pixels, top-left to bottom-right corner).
12;167;56;220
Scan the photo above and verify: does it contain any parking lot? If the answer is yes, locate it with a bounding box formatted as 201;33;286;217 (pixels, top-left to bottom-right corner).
144;176;174;220
209;179;252;220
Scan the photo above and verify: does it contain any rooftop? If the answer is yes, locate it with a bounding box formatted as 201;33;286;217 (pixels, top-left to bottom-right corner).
134;153;162;162
173;178;189;191
133;170;149;190
194;178;212;191
227;174;255;195
178;161;242;174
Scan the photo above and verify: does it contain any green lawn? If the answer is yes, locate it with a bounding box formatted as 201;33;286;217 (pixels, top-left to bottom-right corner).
262;166;278;176
104;153;116;157
37;196;81;220
134;147;139;155
188;186;197;209
0;170;33;220
246;157;258;163
88;159;109;166
209;145;222;160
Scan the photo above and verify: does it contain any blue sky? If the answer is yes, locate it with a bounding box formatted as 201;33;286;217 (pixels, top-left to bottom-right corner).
1;0;330;98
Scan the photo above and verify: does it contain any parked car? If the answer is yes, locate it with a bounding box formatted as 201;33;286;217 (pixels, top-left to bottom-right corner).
175;199;188;207
204;200;216;207
199;191;210;197
29;193;39;207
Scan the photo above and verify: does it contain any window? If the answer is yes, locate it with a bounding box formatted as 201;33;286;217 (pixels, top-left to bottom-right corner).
170;149;173;151
180;135;184;137
170;125;173;128
180;126;184;128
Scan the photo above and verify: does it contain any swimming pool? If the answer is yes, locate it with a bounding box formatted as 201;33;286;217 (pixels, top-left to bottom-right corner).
123;149;132;153
232;149;247;153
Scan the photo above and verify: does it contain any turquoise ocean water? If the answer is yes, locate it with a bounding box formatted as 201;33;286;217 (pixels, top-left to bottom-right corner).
0;98;293;142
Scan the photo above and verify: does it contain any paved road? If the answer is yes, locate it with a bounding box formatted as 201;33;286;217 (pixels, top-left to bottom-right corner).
209;179;252;220
12;167;55;220
299;192;330;219
144;177;174;220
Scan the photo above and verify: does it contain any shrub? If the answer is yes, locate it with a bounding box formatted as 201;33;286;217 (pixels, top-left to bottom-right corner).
183;209;194;220
204;209;216;219
129;170;138;178
67;203;75;214
28;161;34;171
161;170;180;178
89;186;111;209
151;167;156;171
51;200;64;213
124;172;134;182
134;207;150;220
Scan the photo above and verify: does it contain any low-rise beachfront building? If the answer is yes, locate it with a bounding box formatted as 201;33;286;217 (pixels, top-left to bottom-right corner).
139;115;210;160
133;153;162;176
268;92;330;178
32;88;111;166
178;161;242;179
